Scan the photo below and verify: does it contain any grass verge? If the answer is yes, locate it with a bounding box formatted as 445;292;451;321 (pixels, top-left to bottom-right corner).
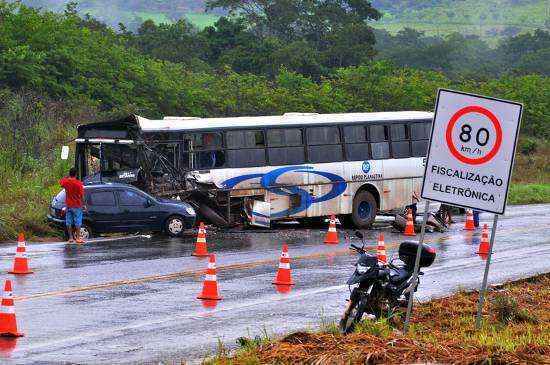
209;274;550;364
508;183;550;205
0;157;70;242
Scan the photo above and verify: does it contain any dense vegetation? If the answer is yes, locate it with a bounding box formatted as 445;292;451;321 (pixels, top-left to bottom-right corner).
0;1;548;240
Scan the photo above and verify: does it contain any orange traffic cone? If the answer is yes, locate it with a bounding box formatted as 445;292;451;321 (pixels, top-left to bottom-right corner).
197;254;222;301
192;222;209;257
377;233;387;264
273;244;294;286
404;209;416;236
8;233;33;275
477;224;490;259
0;280;24;337
324;215;339;244
464;209;476;231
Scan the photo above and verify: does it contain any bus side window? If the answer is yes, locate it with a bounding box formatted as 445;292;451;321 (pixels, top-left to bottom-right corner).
268;146;305;165
226;130;265;148
411;121;431;157
344;125;370;161
267;128;304;166
390;123;411;158
369;125;389;159
346;143;371;161
343;126;367;143
225;130;266;168
226;149;265;167
267;129;302;147
192;132;225;169
306;127;342;163
371;142;390;159
306;126;340;145
308;145;343;163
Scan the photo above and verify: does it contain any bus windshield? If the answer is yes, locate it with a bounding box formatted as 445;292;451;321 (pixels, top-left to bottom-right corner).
82;143;139;180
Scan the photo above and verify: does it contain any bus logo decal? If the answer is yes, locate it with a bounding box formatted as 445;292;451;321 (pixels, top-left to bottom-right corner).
362;161;371;173
222;166;347;217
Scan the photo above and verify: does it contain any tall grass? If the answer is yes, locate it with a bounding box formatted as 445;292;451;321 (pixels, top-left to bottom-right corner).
0;151;71;241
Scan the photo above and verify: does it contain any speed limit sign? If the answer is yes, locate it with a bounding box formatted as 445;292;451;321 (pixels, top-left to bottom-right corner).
421;89;523;214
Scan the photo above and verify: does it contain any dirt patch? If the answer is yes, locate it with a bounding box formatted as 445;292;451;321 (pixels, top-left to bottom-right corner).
213;273;550;364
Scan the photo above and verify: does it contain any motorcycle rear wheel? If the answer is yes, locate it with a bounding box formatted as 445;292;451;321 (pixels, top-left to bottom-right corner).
339;298;364;334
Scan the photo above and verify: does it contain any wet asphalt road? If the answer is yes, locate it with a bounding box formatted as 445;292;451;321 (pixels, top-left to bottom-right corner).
0;204;549;364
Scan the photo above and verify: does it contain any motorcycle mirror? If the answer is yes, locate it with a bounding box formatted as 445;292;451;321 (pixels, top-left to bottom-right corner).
354;230;363;240
61;145;69;160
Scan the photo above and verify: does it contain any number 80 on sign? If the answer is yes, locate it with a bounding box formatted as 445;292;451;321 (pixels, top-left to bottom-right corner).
445;105;503;166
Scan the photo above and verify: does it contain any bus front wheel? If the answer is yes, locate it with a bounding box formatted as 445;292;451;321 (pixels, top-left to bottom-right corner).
352;191;377;228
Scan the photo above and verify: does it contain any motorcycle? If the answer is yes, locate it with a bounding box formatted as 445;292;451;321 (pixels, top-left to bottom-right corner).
339;231;436;334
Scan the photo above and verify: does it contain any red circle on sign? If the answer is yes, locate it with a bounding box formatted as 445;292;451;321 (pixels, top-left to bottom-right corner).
445;105;502;165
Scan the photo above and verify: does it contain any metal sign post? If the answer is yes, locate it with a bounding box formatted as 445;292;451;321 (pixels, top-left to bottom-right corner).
415;88;522;331
403;200;430;334
475;214;499;328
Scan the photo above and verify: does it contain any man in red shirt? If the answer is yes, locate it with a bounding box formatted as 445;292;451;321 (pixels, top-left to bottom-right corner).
59;168;85;243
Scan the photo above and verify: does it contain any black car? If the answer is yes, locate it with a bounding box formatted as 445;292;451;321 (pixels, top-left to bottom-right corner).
47;183;196;239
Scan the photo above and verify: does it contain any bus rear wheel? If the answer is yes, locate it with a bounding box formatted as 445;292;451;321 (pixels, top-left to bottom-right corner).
352;191;377;228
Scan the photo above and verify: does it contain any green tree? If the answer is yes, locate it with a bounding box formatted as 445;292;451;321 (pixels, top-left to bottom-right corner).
130;19;207;67
205;0;381;60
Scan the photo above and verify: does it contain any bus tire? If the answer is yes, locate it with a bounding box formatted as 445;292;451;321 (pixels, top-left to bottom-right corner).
352;191;377;228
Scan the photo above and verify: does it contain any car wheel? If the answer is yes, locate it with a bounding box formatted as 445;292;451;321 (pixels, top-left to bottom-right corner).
165;215;185;237
351;191;378;229
80;224;93;240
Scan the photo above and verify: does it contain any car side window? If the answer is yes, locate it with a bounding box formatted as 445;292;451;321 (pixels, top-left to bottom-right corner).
118;190;147;206
88;191;116;206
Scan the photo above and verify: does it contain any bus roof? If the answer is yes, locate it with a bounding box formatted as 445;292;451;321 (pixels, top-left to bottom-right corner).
136;111;433;132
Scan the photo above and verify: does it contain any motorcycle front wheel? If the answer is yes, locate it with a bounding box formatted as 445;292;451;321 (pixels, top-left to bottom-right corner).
339;297;364;334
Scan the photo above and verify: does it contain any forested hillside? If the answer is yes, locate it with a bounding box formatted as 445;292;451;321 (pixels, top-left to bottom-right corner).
0;1;548;240
13;0;550;37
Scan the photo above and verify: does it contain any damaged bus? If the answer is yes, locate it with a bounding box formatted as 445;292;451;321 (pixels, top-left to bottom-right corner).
72;111;433;228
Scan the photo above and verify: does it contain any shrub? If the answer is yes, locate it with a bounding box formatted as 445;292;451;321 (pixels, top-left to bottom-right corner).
519;138;538;155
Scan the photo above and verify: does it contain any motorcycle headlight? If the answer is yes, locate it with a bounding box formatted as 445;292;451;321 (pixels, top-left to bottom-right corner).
185;206;196;216
356;264;370;274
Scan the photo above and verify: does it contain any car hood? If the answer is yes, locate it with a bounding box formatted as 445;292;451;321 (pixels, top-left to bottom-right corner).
157;197;193;208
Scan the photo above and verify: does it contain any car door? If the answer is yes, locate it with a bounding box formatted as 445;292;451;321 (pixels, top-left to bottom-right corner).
116;188;159;230
86;190;121;233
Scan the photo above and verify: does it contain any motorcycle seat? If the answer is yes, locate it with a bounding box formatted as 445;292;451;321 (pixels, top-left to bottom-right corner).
389;267;411;284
